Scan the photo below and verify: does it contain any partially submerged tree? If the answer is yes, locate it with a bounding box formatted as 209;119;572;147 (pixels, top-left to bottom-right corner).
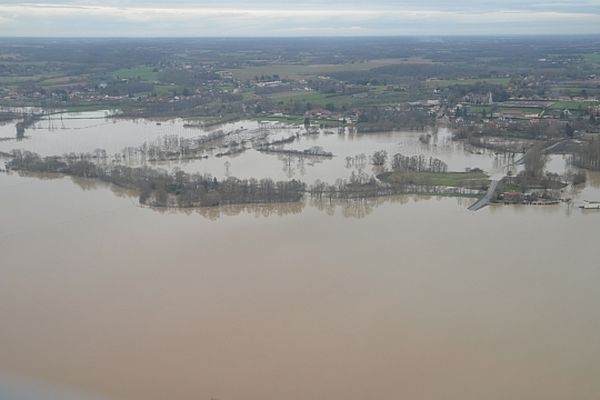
370;150;388;166
523;144;548;179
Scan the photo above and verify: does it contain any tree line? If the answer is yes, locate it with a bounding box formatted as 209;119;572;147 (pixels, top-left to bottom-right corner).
391;153;448;173
7;149;477;209
8;150;305;207
572;136;600;170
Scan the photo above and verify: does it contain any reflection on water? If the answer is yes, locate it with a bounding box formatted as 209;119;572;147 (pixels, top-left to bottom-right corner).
1;113;588;190
156;126;515;184
15;171;468;220
586;170;600;188
0;114;515;184
151;198;306;221
0;113;264;156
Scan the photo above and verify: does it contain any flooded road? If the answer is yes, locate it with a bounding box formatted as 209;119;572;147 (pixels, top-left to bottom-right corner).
1;113;600;399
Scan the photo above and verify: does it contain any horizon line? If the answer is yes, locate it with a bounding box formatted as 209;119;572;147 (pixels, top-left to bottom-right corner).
2;33;600;39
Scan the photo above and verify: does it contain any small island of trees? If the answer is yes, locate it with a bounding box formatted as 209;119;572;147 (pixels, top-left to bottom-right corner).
6;149;491;209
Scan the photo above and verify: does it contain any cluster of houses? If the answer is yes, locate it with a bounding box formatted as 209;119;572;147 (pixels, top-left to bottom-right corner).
496;190;562;205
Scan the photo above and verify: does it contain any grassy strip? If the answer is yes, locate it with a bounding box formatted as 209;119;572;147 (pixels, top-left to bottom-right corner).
113;65;159;81
226;59;420;81
275;91;356;107
583;53;600;64
379;170;490;188
426;78;510;87
152;84;184;96
550;100;599;110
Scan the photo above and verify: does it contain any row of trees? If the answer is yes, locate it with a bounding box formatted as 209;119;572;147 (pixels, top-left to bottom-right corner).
368;150;449;173
8;150;305;207
309;177;478;201
115;130;249;163
572;136;600;170
391;153;448;173
9;148;483;209
345;153;368;169
522;144;548;179
257;145;333;158
505;144;567;192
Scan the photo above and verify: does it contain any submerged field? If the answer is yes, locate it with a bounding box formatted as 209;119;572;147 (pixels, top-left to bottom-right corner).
0;112;512;186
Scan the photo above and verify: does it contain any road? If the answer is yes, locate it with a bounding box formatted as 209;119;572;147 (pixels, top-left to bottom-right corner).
514;139;570;165
468;179;499;211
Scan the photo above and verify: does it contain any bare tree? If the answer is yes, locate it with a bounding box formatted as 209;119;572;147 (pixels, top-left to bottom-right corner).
370;150;388;166
524;144;548;178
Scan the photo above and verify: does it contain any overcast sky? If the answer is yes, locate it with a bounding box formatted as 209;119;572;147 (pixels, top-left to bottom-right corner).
1;1;599;37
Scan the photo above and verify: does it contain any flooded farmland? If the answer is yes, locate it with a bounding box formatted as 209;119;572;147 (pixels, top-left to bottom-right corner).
1;112;600;400
1;111;523;183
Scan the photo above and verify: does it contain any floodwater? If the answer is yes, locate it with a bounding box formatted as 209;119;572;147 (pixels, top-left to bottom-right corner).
0;112;256;156
175;127;507;184
1;112;600;400
166;126;511;183
0;113;511;183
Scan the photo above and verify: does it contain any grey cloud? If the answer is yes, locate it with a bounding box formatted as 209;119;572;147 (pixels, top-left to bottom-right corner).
0;1;598;36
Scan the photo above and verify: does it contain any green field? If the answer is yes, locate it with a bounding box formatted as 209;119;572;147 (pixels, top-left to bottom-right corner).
466;106;543;116
152;84;184;96
379;171;490;188
467;106;493;114
228;64;362;81
426;78;510;87
113;65;159;81
583;53;600;64
0;75;44;84
550;100;599;110
360;91;409;106
227;58;433;81
274;91;355;107
503;107;543;113
272;87;408;109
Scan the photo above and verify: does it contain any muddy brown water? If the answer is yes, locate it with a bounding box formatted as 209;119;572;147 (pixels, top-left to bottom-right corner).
1;113;600;399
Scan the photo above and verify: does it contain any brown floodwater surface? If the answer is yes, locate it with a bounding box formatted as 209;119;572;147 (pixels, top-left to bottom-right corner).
1;172;600;400
1;113;600;399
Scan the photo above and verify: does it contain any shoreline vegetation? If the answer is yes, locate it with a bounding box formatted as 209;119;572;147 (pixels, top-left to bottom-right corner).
6;150;489;208
572;136;600;170
378;170;489;189
3;110;595;211
256;146;334;158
